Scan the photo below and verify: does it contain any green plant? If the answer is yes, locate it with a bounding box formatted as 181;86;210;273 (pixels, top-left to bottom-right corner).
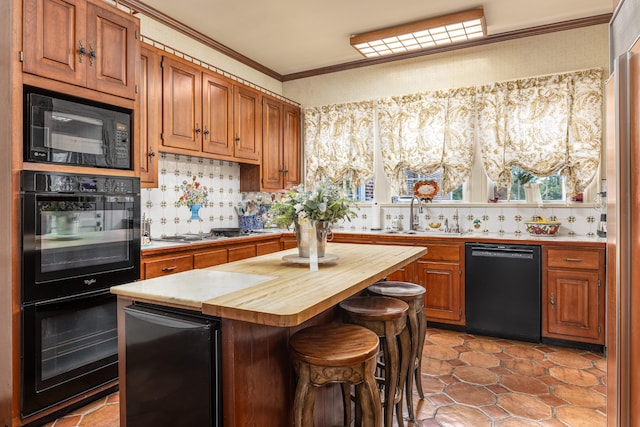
268;182;358;228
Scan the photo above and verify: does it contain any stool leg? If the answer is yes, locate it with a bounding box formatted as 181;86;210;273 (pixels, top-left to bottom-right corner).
293;364;316;427
404;308;419;421
341;383;352;426
396;324;411;426
359;358;382;427
414;310;427;399
382;326;399;427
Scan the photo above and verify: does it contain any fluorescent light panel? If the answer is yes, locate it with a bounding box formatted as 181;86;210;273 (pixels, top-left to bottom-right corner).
350;8;486;58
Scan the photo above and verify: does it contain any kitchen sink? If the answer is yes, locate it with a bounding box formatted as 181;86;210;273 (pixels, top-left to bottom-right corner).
377;229;466;237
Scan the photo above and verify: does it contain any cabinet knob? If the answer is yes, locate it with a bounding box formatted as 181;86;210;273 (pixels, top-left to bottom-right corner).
235;136;240;143
149;151;156;158
550;293;555;307
78;41;86;62
203;127;210;136
89;45;96;66
195;124;201;134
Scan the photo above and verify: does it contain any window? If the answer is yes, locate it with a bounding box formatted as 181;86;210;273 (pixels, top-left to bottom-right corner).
340;179;374;202
493;166;565;202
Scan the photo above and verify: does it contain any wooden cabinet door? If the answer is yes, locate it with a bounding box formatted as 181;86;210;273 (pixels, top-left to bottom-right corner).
233;85;261;162
283;103;301;189
162;56;202;151
193;248;228;269
202;72;234;157
257;240;281;256
261;96;284;190
417;260;463;323
23;0;87;87
544;268;603;342
143;254;193;279
138;44;161;187
86;1;137;99
228;244;257;262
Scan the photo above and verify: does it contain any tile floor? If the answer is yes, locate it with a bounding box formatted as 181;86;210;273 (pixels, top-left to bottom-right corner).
43;328;607;427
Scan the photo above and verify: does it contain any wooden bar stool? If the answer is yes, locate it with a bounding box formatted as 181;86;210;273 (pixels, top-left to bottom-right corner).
368;281;427;422
289;323;382;427
339;296;410;427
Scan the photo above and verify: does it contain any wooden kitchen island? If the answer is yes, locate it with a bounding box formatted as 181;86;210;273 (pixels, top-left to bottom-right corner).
112;243;426;427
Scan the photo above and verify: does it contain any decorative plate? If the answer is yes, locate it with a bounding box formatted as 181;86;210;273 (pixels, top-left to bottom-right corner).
413;180;439;200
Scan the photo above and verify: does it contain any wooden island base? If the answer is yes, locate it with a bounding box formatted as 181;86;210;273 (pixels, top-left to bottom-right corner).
114;243;426;426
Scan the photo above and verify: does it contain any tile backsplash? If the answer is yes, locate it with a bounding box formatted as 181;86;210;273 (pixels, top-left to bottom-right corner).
143;154;603;238
142;153;243;237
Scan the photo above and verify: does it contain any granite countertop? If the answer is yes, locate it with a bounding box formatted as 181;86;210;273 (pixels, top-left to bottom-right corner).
113;243;427;327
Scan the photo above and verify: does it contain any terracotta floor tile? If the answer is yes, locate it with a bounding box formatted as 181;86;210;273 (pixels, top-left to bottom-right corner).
548;366;600;387
555;405;607;427
435;404;492;427
453;366;499;386
547;351;594;369
466;339;503;354
78;404;120;427
494;418;541;427
497;392;553;420
537;393;568;407
502;358;547;377
422;357;454;376
553;383;607;408
425;344;460;360
481;404;510;420
427;392;454;407
418;375;446;393
427;331;465;347
486;384;511;394
51;415;82;427
460;350;501;368
445;382;495;406
504;345;545;360
500;374;550;395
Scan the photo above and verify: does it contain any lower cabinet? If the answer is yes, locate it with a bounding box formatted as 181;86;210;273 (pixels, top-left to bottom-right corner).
542;246;605;344
143;254;193;279
416;243;464;326
141;237;281;279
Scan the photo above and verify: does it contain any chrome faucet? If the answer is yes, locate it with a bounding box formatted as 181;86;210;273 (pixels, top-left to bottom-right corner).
410;196;423;231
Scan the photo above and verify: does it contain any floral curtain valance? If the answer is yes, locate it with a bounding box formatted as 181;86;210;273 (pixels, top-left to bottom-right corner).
477;68;603;196
377;87;476;194
303;101;374;188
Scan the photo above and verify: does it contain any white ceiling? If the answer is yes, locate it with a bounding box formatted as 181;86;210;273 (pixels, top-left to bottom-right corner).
136;0;613;77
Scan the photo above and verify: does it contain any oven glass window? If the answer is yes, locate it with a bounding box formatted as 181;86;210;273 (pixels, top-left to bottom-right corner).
37;194;135;275
39;298;117;384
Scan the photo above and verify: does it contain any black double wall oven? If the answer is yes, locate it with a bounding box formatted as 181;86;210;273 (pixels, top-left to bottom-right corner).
20;169;140;417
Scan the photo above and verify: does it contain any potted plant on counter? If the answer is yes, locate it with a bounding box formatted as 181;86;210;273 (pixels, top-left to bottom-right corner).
268;182;357;258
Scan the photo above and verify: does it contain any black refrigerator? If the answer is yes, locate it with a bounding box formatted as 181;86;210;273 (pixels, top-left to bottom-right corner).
124;303;222;427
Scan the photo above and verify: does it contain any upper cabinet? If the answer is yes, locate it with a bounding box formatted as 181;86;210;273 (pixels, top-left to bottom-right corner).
241;96;301;192
161;55;261;164
138;43;161;187
23;0;139;100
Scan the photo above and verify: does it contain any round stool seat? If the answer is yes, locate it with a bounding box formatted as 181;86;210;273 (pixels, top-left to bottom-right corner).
290;323;380;367
289;323;382;427
367;281;427;422
368;281;426;302
340;296;410;427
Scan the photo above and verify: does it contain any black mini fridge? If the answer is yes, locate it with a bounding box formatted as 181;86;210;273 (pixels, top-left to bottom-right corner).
124;303;222;427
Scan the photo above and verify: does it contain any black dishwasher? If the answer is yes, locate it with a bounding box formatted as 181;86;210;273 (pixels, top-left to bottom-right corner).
124;303;222;427
465;243;541;342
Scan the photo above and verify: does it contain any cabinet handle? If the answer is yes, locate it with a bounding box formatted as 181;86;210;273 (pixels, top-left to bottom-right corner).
78;41;86;63
161;266;177;272
235;136;240;143
203;127;210;136
279;168;288;173
89;44;96;66
563;258;583;263
550;293;555;308
149;151;156;158
195;124;201;134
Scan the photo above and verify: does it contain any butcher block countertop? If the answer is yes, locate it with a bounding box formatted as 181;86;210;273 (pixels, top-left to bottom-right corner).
112;243;426;327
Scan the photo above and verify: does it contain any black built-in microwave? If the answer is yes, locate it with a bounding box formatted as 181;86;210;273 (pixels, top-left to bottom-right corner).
24;87;132;169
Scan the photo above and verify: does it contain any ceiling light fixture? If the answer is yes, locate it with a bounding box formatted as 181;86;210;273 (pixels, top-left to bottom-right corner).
350;8;487;58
